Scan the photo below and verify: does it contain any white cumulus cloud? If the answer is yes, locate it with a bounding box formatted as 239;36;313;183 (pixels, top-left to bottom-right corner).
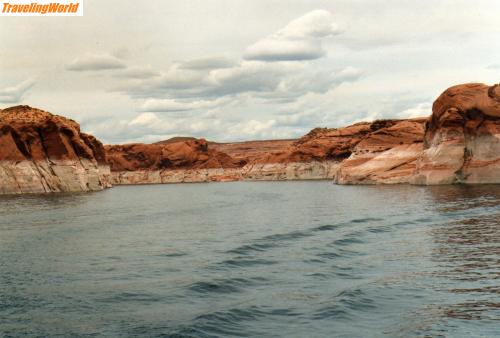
244;10;341;61
0;79;35;104
114;66;159;79
397;102;432;119
66;53;127;71
179;57;236;70
140;98;229;112
129;112;162;126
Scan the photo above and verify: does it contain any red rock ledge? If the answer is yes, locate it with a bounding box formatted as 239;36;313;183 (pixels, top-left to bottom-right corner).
0;105;110;194
1;82;499;193
412;83;500;184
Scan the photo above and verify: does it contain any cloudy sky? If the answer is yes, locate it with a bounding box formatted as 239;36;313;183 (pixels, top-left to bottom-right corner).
1;0;499;143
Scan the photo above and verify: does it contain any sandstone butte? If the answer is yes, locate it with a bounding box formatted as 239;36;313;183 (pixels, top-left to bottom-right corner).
0;82;499;194
0;105;110;194
412;83;500;184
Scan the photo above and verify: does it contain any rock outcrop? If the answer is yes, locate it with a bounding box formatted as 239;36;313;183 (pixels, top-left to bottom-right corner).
247;119;426;184
105;139;246;184
105;139;243;171
412;83;500;184
107;119;426;185
335;119;426;184
106;137;341;184
2;82;498;193
210;139;294;163
0;105;111;194
108;161;339;185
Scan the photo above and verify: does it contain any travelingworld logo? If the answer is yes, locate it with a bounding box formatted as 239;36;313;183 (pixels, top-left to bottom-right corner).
1;0;82;16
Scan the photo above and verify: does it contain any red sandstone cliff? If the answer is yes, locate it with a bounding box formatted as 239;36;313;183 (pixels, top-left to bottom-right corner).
0;105;110;194
2;82;498;193
104;139;247;184
105;139;244;171
210;139;295;163
412;83;500;184
106;118;427;184
334;119;426;184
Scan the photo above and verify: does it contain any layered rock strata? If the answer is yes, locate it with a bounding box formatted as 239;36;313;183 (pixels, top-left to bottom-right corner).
107;119;427;185
109;161;339;185
2;82;499;193
412;83;500;184
106;138;339;184
335;119;426;184
0;106;110;194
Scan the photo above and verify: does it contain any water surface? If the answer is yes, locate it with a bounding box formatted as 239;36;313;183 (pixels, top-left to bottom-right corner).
1;182;499;337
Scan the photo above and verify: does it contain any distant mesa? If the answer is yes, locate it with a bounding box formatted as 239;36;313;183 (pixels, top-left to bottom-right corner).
105;138;244;172
153;136;198;145
1;82;499;194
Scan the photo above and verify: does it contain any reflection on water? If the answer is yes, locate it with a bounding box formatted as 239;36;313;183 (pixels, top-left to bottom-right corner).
0;182;499;337
426;186;500;327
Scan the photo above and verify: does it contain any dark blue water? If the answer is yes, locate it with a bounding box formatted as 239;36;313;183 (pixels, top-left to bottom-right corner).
0;182;499;337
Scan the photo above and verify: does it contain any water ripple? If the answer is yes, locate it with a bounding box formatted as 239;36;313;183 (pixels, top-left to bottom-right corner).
188;277;267;295
1;183;499;337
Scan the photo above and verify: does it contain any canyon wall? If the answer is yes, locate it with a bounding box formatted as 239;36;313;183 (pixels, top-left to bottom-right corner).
106;83;500;186
106;119;426;185
335;119;426;184
106;138;338;184
412;83;500;184
0;106;110;194
109;161;339;185
1;82;499;194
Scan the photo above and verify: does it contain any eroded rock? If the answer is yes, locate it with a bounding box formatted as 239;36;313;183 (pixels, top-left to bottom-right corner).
0;105;111;194
412;83;500;184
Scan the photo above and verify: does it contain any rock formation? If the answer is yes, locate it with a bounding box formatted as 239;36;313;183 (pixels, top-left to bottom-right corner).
210;139;294;163
335;119;426;184
1;82;498;193
107;119;427;184
105;139;245;184
0;105;110;194
105;139;244;171
244;119;426;184
412;83;500;184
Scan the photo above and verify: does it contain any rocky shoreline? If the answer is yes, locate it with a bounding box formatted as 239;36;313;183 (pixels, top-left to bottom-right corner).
108;161;339;185
0;106;110;194
1;82;499;194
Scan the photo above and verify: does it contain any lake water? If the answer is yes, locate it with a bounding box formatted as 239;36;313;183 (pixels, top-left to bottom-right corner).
0;182;499;337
